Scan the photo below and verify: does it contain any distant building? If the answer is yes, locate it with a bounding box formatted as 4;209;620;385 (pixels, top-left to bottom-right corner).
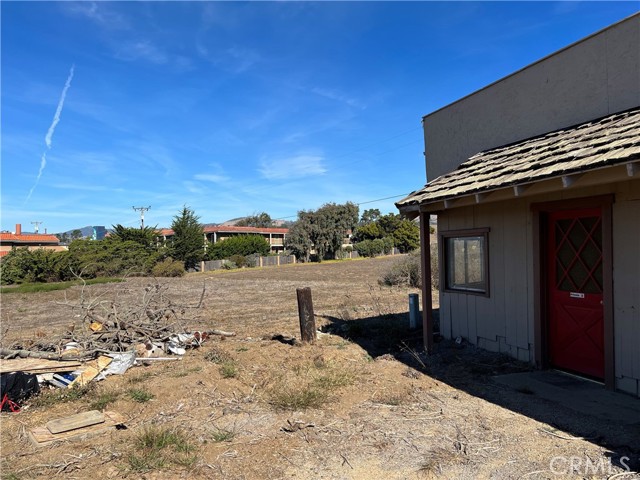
160;225;289;254
0;223;66;258
92;226;107;240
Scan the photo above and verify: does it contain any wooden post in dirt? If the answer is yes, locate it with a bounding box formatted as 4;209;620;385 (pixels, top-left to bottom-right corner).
296;287;316;343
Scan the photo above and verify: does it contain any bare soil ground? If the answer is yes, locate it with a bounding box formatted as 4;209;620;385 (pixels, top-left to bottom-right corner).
1;256;638;479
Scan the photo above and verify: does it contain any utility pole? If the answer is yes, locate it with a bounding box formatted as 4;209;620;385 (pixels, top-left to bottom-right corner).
132;206;151;229
31;221;43;234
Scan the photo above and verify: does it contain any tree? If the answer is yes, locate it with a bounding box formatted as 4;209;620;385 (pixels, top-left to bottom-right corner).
377;213;402;236
285;211;314;262
392;219;420;253
235;212;274;228
352;222;383;242
360;208;381;225
169;206;204;270
69;238;160;277
110;224;158;250
313;202;359;260
56;232;70;245
352;212;419;255
285;202;359;262
70;229;83;241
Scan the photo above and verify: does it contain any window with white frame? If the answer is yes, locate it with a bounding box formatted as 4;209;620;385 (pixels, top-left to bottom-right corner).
441;228;489;295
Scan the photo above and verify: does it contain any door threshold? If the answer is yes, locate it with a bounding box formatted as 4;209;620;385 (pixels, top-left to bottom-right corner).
551;369;604;386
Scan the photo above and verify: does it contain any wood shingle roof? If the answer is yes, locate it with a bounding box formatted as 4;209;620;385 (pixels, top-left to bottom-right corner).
397;107;640;209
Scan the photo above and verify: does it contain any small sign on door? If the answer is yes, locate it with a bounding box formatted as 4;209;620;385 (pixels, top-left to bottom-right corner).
570;292;585;299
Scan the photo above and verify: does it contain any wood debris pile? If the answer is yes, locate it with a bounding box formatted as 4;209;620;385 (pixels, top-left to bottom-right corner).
1;279;234;362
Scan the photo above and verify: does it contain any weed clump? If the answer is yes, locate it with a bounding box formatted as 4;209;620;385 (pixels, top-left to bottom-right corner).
128;426;197;472
219;361;238;379
90;390;120;411
30;384;94;408
266;359;355;411
211;428;236;442
128;388;154;403
268;386;329;411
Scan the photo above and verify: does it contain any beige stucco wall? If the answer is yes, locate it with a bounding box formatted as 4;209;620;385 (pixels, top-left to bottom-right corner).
424;14;640;181
436;178;640;397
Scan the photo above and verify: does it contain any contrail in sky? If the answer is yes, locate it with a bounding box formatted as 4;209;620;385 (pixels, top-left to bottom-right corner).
26;64;75;203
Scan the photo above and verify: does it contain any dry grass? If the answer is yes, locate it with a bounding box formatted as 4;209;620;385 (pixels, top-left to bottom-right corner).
1;258;630;480
265;358;355;411
128;426;197;472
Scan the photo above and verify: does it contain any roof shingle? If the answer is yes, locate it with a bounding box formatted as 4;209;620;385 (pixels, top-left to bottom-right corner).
397;107;640;209
0;233;60;244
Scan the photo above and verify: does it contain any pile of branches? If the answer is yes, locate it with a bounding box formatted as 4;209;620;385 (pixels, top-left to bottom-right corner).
1;278;233;361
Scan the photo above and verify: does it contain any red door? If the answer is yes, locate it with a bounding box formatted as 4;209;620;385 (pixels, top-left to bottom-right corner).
547;208;604;379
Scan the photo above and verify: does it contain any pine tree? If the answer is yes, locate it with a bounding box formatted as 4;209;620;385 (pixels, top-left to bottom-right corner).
169;206;204;270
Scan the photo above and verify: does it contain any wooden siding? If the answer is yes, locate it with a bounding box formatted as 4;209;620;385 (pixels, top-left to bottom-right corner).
438;200;532;359
612;180;640;396
437;178;640;396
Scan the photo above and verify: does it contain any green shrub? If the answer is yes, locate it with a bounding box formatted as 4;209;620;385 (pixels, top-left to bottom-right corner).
382;236;395;254
0;233;171;285
207;235;270;260
151;258;185;277
229;254;248;268
355;239;386;257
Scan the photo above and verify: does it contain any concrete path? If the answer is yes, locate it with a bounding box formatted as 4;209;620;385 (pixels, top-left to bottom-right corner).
493;370;640;426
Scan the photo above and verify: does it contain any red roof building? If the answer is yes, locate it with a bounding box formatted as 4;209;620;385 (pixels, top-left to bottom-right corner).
160;225;289;253
0;224;66;258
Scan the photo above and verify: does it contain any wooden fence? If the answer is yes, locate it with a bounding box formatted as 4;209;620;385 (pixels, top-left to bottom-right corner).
200;247;403;272
202;255;296;272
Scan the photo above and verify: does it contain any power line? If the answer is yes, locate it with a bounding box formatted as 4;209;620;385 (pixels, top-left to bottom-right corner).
273;193;410;220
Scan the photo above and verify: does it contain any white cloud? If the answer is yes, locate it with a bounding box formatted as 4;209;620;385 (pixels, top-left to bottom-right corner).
64;2;130;30
194;173;230;184
259;153;327;180
310;86;364;109
225;46;261;74
182;181;207;195
115;40;169;64
113;41;193;71
197;44;262;74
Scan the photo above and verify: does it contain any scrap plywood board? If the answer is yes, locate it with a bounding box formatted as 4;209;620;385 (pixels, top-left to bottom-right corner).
67;356;112;387
46;410;105;434
0;358;81;374
28;411;126;447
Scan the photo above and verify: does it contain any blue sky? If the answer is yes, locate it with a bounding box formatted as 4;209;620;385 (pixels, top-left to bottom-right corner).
1;2;637;233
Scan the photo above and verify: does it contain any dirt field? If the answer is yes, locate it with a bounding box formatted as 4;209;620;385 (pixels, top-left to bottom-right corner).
1;256;638;479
